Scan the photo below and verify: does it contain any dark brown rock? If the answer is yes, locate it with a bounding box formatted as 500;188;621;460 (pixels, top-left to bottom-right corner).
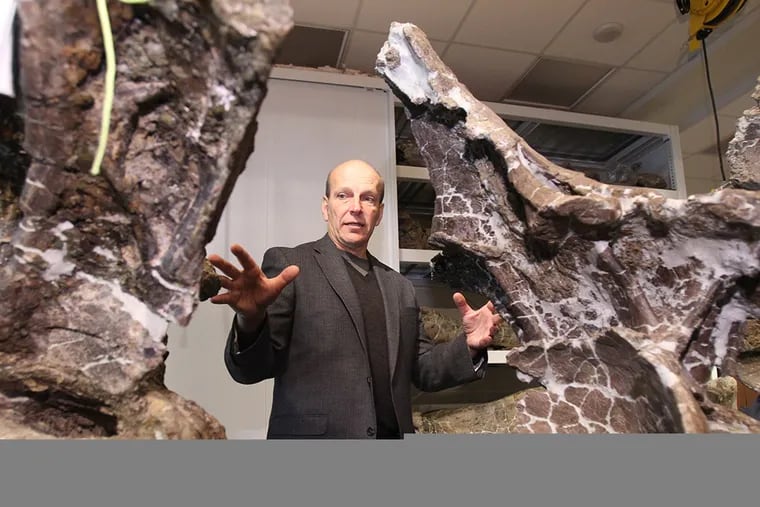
199;257;222;302
0;0;293;439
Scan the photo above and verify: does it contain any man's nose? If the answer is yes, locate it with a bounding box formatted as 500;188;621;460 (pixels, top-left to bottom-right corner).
348;196;362;212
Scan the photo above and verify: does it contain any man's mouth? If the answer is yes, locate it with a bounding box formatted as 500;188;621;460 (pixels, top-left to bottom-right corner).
344;222;364;227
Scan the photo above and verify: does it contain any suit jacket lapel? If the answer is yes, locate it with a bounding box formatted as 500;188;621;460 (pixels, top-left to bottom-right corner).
371;254;400;380
313;235;368;354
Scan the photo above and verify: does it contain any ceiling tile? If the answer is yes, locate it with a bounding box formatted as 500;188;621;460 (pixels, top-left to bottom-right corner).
544;0;676;65
507;58;612;108
455;0;587;53
442;44;537;102
575;68;666;116
355;0;474;40
626;18;691;72
275;25;346;68
289;0;361;28
343;30;446;75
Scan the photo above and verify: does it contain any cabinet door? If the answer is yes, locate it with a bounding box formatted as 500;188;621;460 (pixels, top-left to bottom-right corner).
165;76;395;439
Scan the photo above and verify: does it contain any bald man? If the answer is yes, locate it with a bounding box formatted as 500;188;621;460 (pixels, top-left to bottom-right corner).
208;160;501;439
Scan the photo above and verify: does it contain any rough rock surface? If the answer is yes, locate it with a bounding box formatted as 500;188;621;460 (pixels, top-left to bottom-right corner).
0;0;292;438
726;77;760;190
377;23;760;433
199;256;222;301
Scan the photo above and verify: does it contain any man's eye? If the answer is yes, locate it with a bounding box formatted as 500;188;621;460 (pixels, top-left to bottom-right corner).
336;193;348;199
363;196;376;203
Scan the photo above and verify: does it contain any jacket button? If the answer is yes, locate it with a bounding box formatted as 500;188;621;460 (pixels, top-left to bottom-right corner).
367;427;376;437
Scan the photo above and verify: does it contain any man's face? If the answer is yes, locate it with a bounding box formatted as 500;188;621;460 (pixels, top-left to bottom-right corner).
321;163;384;257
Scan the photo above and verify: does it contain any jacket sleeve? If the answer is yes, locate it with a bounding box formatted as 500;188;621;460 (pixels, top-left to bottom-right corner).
223;247;297;384
410;290;488;392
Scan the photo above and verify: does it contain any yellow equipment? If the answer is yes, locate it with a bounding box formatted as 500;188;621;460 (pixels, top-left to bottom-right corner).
676;0;747;51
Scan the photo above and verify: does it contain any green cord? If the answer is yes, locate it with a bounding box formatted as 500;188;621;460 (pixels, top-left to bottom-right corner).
91;0;149;176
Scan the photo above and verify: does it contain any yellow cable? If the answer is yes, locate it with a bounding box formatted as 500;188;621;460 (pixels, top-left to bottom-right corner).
91;0;149;176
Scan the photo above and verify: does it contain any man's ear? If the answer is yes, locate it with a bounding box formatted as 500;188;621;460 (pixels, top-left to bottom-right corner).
375;203;384;226
321;196;329;221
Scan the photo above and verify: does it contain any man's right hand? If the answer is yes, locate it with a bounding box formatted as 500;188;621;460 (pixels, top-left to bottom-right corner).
207;244;300;331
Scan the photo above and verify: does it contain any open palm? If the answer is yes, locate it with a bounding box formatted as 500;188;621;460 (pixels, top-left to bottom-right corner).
207;244;299;327
453;292;502;351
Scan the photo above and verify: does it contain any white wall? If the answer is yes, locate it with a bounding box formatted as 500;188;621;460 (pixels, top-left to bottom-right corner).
0;0;15;97
164;73;396;439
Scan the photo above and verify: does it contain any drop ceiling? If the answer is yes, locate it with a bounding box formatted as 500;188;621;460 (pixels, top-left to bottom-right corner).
281;0;760;187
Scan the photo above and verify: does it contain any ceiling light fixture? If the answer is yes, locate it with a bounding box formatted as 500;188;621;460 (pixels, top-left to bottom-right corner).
592;22;624;43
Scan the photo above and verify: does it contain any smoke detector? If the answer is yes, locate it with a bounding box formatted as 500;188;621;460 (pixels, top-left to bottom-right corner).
593;22;624;43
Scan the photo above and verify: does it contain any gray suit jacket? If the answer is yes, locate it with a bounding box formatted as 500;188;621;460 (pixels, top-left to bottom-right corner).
224;234;486;438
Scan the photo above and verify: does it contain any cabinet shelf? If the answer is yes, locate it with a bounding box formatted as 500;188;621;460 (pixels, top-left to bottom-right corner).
397;164;430;181
488;349;508;364
399;248;440;265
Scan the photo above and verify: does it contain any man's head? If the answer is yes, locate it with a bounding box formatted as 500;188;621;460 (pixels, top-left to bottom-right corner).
322;160;384;258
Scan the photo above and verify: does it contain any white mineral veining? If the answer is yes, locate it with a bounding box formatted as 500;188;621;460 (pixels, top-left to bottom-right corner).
711;299;750;366
652;363;679;388
659;238;759;279
589;182;615;198
81;354;134;373
14;244;76;281
187;97;207;142
683;349;711;367
93;246;117;261
616;195;637;215
51;221;74;241
648;338;679;353
659;198;687;216
732;116;759;147
211;83;235;111
593;240;609;254
18;219;35;232
516;144;559;190
378;23;435;104
504;149;521;173
76;272;170;342
47;337;86;351
24;177;47;190
690;189;727;204
148;220;175;268
151;268;193;294
99;213;132;224
447;86;473;114
515;371;535;384
14;221;77;281
522;357;632;433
